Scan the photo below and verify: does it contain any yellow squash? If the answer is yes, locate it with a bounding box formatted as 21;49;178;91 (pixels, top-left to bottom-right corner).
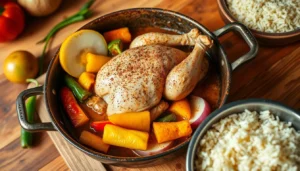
78;72;95;91
108;111;150;132
59;30;107;78
103;124;149;150
86;53;111;73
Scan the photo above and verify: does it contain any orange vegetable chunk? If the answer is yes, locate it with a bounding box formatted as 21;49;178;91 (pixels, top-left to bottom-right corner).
169;98;192;119
153;121;192;143
103;27;132;43
78;72;95;91
79;131;110;153
103;124;149;150
108;111;150;132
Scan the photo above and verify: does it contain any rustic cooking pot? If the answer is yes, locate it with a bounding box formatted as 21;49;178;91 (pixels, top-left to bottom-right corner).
16;8;258;167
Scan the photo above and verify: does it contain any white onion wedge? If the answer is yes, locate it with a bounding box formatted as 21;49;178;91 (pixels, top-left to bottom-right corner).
133;141;174;156
189;95;211;129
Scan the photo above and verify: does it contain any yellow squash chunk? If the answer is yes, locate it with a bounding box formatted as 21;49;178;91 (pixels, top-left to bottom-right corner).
103;124;149;150
86;53;111;73
59;30;107;78
78;72;95;91
108;111;150;132
169;98;192;119
153;120;192;143
79;131;110;153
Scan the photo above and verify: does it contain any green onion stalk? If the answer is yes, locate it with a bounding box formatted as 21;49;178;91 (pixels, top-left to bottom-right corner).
21;79;39;148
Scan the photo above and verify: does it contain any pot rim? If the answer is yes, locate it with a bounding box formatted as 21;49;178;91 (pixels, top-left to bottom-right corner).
186;98;300;170
44;7;232;162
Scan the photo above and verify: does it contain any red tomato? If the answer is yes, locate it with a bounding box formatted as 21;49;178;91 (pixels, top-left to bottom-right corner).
0;1;25;42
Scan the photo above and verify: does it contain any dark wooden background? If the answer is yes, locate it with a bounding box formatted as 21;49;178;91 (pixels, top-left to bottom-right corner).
0;0;299;170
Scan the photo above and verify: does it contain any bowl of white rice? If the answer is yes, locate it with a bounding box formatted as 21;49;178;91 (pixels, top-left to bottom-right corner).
217;0;300;45
186;99;300;171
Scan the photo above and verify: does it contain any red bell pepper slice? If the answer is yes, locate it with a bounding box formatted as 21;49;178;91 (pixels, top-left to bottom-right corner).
91;121;113;132
60;87;89;127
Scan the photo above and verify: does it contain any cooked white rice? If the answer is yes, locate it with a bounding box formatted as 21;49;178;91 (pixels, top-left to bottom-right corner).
195;109;300;171
226;0;300;33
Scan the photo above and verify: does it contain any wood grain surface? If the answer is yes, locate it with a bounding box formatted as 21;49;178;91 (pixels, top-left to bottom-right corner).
0;0;299;170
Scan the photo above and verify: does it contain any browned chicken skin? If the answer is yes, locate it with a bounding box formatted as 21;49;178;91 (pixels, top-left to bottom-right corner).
95;29;213;115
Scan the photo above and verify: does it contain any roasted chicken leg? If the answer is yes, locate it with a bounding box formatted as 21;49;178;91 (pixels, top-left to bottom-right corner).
130;28;200;48
164;35;212;100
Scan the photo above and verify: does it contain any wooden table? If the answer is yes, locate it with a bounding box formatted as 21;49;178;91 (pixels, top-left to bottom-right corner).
0;0;299;170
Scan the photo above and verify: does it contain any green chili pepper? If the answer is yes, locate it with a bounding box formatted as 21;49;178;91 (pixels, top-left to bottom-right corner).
21;79;39;148
108;39;123;56
64;74;91;102
156;113;177;122
38;0;95;75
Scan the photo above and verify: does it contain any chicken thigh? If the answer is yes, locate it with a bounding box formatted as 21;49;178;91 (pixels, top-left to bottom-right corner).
95;29;212;115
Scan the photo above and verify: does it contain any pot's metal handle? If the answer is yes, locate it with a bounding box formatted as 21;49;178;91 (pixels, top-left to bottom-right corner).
16;86;56;132
213;22;259;70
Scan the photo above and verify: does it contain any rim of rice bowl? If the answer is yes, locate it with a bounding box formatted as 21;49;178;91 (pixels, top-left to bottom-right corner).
186;99;300;171
221;0;300;35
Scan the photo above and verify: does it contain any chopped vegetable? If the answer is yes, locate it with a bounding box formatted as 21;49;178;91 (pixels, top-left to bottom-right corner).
108;111;150;132
64;74;91;102
21;79;38;148
78;72;95;91
189;96;211;129
17;0;62;17
103;124;149;150
39;0;95;75
60;87;89;127
103;27;131;43
156;113;177;122
91;121;112;132
85;53;111;73
3;50;38;83
169;98;192;120
153;120;192;143
108;39;123;56
60;30;108;77
0;1;25;42
79;131;110;153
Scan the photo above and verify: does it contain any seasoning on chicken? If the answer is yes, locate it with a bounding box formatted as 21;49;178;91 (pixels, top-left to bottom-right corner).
95;29;213;115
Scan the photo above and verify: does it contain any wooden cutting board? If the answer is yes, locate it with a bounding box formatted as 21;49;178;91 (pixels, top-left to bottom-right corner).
31;74;186;171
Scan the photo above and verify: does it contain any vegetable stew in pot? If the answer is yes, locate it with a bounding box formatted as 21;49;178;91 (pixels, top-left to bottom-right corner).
58;27;220;157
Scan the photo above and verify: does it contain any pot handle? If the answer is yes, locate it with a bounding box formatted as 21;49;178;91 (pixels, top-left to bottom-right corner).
213;22;259;70
16;86;57;132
